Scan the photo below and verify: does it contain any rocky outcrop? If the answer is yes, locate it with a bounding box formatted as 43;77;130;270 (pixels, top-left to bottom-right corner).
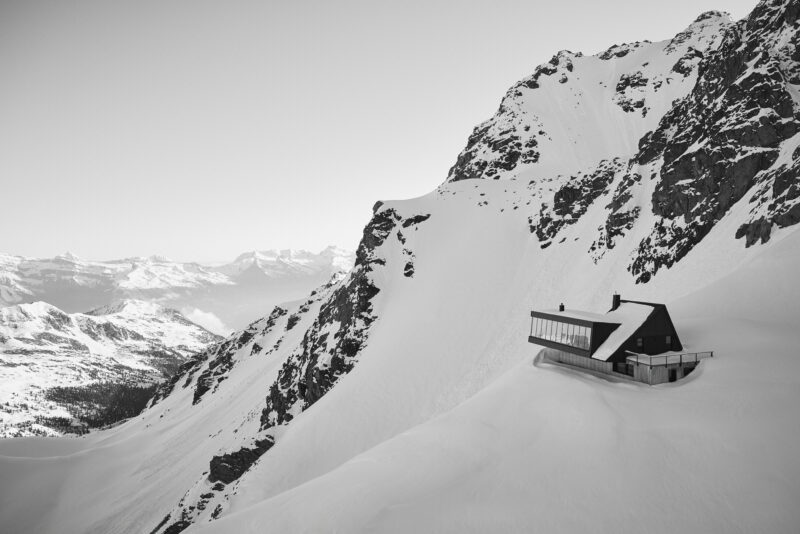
531;159;624;247
735;142;800;246
153;206;422;534
445;53;582;182
208;437;275;484
630;0;800;282
259;208;400;429
613;71;649;115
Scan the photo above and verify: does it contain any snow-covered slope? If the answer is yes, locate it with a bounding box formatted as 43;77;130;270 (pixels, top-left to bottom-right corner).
447;11;731;184
1;1;798;532
0;246;354;332
0;300;220;437
197;227;800;534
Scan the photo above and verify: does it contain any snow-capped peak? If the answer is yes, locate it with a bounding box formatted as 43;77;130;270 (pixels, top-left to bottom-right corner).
216;247;355;277
85;299;166;317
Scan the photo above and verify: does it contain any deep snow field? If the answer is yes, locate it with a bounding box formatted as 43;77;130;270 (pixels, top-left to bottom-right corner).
0;178;798;533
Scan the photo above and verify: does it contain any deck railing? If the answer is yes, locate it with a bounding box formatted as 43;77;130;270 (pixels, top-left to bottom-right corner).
625;351;714;367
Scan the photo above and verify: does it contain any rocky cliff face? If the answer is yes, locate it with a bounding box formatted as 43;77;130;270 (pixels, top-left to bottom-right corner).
446;2;800;283
631;0;800;280
151;206;432;533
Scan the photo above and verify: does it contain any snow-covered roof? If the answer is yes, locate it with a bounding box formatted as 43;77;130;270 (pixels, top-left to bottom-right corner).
536;308;612;323
590;303;655;361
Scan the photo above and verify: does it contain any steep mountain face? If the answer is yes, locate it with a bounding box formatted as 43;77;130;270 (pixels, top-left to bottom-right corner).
1;2;799;533
0;300;220;437
0;246;354;332
447;1;800;283
447;11;731;184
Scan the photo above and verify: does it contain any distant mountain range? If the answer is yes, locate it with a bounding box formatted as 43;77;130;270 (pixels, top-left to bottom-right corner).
0;299;221;437
0;246;354;333
0;247;353;437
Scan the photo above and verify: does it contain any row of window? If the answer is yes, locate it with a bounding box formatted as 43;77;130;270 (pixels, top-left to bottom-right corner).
530;317;591;351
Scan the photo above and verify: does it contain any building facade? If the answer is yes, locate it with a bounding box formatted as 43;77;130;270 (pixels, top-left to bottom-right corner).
529;295;710;385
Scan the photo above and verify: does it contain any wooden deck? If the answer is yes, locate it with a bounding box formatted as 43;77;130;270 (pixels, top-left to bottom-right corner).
625;350;714;367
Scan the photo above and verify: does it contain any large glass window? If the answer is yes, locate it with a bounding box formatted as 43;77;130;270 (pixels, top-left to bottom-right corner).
530;317;591;351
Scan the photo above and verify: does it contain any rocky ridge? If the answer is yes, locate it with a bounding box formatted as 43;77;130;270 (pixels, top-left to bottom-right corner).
445;2;800;283
151;207;431;533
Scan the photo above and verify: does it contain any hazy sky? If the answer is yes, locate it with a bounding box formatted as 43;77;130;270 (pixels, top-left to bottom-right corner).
1;0;756;262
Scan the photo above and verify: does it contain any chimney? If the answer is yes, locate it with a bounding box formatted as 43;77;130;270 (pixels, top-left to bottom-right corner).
559;303;565;312
611;293;621;311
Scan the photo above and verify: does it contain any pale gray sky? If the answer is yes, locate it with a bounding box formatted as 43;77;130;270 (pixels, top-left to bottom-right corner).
1;0;756;261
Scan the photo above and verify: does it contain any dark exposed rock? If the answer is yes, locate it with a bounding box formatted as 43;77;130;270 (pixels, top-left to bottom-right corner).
736;155;800;245
150;514;171;534
672;47;704;76
629;0;800;282
445;54;582;182
208;437;275;484
735;218;773;246
665;11;728;54
616;71;648;92
285;314;301;331
614;71;649;114
532;159;623;246
161;522;191;534
403;262;414;277
260;208;396;430
149;351;209;406
446;122;492;181
599;44;632;60
401;214;431;227
191;305;290;405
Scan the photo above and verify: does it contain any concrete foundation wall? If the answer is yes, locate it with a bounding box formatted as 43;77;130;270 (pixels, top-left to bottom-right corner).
543;348;699;385
544;348;615;374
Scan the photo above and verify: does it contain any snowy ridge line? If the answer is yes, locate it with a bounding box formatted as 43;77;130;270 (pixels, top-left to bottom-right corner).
0;246;354;334
151;209;431;533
